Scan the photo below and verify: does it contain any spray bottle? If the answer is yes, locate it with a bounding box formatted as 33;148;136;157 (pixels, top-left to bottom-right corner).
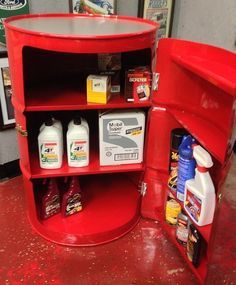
184;145;215;226
176;135;196;202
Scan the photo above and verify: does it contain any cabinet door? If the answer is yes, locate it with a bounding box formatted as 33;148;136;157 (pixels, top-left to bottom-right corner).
152;38;236;164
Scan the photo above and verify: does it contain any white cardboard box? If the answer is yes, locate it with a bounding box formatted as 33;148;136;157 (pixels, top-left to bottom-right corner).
99;110;145;166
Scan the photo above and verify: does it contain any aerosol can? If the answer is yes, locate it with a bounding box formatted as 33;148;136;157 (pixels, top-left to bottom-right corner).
184;145;215;226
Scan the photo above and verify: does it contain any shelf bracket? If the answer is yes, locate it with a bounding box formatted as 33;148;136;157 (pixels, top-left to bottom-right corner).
139;181;147;196
152;72;160;91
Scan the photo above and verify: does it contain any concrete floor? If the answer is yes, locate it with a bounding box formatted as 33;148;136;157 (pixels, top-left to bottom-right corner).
0;175;199;285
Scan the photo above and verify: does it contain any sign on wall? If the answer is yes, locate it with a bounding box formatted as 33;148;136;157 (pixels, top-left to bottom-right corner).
0;0;30;45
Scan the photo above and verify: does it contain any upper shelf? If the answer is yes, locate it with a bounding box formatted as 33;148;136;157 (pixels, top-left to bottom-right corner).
24;84;152;111
172;53;236;97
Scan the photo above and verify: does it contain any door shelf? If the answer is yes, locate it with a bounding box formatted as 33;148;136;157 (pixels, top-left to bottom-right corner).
172;53;236;96
29;149;145;179
31;174;141;246
162;222;207;284
25;85;152;111
167;108;227;163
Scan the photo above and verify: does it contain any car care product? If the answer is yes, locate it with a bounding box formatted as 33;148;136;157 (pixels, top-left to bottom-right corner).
176;212;189;245
87;74;111;104
68;117;89;133
168;129;188;191
187;224;202;267
184;145;215;226
67;118;89;167
38;118;63;169
176;135;196;202
99;109;145;166
125;66;152;102
41;178;61;219
62;176;82;217
40;118;63;155
165;192;181;225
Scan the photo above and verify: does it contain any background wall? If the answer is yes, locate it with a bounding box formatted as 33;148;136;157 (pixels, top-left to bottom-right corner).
0;0;235;165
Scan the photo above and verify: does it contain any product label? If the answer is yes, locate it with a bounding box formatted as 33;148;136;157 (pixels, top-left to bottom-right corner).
66;193;82;216
92;79;106;92
40;142;59;164
165;198;181;225
69;140;87;162
185;189;202;222
45;194;60;218
176;217;188;244
114;152;138;161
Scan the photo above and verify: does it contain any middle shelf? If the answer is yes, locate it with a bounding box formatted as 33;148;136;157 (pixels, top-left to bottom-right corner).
30;149;145;179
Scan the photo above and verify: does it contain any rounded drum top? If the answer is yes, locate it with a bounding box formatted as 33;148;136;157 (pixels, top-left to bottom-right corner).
4;14;157;39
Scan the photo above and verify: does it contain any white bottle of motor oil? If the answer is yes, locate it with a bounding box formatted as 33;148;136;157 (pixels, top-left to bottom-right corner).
67;118;89;167
39;118;64;155
38;118;63;169
184;145;215;226
68;117;89;133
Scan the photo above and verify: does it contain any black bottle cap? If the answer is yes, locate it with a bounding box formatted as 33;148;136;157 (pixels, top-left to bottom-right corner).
45;118;53;126
74;117;81;125
171;128;188;150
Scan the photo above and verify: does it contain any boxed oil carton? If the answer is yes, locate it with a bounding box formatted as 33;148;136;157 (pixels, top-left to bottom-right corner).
87;75;111;104
99;110;145;166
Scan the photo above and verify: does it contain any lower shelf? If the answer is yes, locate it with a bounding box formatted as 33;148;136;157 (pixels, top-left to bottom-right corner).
28;173;141;246
162;222;208;284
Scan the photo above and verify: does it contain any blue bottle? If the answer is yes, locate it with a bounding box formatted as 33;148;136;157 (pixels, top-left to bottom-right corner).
176;135;196;202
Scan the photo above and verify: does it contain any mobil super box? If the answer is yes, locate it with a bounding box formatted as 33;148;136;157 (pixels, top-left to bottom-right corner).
99;110;145;166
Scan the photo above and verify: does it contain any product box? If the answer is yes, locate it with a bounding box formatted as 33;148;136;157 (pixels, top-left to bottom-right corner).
98;53;121;93
99;110;145;166
125;66;152;102
87;75;111;104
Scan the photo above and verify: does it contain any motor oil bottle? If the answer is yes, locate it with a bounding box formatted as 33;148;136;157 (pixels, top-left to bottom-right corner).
187;224;202;267
62;176;82;217
41;178;61;219
176;135;196;202
168;128;188;191
38;118;63;169
67;118;89;167
40;117;63;155
184;145;215;226
68;117;89;133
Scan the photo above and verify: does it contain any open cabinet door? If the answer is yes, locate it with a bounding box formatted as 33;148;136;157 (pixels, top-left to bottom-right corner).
141;38;236;284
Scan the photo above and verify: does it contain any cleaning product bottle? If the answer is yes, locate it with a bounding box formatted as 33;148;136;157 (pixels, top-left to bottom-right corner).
62;176;82;217
41;178;61;219
184;145;215;226
168;128;188;191
40;118;64;155
176;135;196;202
165;192;181;225
67;118;89;167
38;118;63;169
187;224;202;268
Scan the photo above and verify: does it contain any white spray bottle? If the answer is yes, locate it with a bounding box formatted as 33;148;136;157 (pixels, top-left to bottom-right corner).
184;145;215;226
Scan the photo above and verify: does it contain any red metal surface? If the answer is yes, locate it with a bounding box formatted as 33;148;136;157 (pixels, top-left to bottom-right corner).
24;174;141;246
0;176;199;284
154;38;236;163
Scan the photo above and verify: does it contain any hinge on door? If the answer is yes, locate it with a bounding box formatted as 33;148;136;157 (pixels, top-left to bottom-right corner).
152;72;160;91
15;124;28;137
139;181;147;196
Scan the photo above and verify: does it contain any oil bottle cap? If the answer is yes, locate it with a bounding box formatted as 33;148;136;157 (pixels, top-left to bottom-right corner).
45;118;53;126
74;118;81;125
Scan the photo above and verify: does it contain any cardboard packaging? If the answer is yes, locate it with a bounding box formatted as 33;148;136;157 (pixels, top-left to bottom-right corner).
99;109;145;166
125;66;152;102
87;75;111;104
98;53;121;94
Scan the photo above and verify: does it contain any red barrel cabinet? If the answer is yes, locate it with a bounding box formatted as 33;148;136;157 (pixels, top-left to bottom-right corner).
5;14;236;284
